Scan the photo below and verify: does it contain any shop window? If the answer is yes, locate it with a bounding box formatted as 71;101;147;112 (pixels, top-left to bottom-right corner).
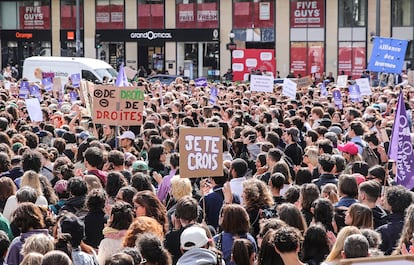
176;0;218;28
233;0;274;29
338;42;366;78
392;0;413;27
338;0;367;27
290;42;325;78
0;1;51;30
96;0;124;29
138;0;164;29
61;0;84;29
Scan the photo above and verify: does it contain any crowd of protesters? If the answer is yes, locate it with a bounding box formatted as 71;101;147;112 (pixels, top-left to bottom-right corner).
0;67;413;265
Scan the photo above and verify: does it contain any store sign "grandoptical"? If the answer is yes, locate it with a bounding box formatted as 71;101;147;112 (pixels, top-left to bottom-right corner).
130;31;172;40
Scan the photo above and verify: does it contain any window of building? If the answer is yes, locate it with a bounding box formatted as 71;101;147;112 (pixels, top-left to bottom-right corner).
338;42;365;78
138;0;164;29
61;0;83;29
233;0;274;29
338;0;367;27
392;0;413;27
177;42;219;79
0;0;51;30
290;42;325;78
176;0;218;28
96;0;124;29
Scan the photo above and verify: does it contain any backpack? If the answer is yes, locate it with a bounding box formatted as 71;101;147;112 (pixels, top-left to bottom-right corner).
355;142;379;168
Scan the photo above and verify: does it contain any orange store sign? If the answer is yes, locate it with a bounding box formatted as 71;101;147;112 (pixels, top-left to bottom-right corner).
15;32;33;39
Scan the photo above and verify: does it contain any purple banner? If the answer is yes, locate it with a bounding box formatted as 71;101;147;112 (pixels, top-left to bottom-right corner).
209;86;218;105
333;90;343;110
19;81;30;99
71;73;81;88
320;79;329;97
42;77;53;92
115;63;129;87
349;84;361;103
195;77;207;87
389;90;414;189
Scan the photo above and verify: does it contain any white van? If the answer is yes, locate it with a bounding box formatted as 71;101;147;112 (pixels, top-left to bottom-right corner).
22;56;118;85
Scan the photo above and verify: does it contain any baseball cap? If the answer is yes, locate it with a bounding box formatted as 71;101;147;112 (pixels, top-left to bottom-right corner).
180;226;209;250
54;180;68;194
118;131;135;141
132;160;149;171
338;142;358;155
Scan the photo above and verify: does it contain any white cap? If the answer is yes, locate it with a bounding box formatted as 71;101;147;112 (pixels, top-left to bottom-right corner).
118;131;135;141
180;226;209;250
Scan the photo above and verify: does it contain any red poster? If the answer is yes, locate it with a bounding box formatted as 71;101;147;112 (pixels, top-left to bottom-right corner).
197;3;218;28
138;4;163;29
253;2;274;28
307;44;324;77
290;0;324;28
176;4;195;28
290;43;307;77
338;43;366;78
232;49;276;82
233;2;252;29
19;6;50;29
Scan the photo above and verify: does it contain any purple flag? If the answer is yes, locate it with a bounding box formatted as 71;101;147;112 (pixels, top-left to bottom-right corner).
209;86;218;105
389;90;414;189
115;63;129;87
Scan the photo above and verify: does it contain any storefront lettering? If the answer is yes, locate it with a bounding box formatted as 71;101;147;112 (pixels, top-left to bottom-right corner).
130;31;172;40
16;32;33;39
197;10;218;22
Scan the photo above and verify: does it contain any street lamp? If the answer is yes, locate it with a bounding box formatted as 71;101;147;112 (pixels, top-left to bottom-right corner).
229;30;235;44
226;30;236;77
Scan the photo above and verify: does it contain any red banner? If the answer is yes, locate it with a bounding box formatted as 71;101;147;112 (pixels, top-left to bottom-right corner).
19;6;50;29
290;0;324;28
290;42;324;78
338;43;366;78
232;49;276;82
233;2;251;29
138;4;164;29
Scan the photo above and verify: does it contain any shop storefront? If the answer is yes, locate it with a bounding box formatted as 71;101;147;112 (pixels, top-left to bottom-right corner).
96;28;219;78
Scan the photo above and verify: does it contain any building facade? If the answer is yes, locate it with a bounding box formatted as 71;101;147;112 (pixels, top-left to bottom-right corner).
0;0;413;79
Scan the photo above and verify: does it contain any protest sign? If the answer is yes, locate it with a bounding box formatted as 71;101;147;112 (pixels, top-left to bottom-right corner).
19;81;30;99
70;91;78;103
336;75;348;87
25;98;43;122
388;90;414;190
209;86;218;105
320;79;329;97
282;78;297;99
250;74;274;92
92;85;144;126
333;90;343;109
355;78;372;96
30;85;42;100
367;37;408;74
408;70;414;86
179;127;223;178
53;77;62;99
42;77;53;92
349;84;361;102
195;77;208;87
71;73;81;88
124;66;137;80
340;255;414;265
295;76;313;88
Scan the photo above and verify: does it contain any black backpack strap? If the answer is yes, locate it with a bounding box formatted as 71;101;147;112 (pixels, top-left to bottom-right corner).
216;232;223;251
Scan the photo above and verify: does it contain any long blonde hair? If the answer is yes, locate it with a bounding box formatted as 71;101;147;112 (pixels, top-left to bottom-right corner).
325;226;361;262
21;170;43;196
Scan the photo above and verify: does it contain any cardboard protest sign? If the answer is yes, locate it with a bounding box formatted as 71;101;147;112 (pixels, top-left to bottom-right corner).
295;76;313;88
179;127;223;178
250;74;274;92
92;85;145;126
25;98;43;122
53;77;62;99
124;66;138;80
336;75;348;87
282;78;297;99
355;78;372;96
408;70;414;86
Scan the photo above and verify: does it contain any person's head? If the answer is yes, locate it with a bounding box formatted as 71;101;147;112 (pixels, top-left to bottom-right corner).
0;177;16;201
42;250;73;265
338;174;358;198
342;234;369;259
116;186;138;205
312;198;334;231
360;228;382;249
120;247;145;265
180;226;210;252
123;216;164;247
136;233;172;265
318;154;335;173
105;253;134;265
325;226;361;262
358;180;382;204
345;203;373;229
277;203;307;233
349;121;367;136
21;233;54;256
67;176;88;197
230;158;248;178
273;226;303;254
242;178;274;211
174;195;198;222
22;149;42;173
106;171;127;198
130;172;153;192
133;191;167;232
301;224;330;263
284;185;300;204
21;170;43;196
303;146;319;167
0;152;10;173
19;252;43;265
86;188;106;211
107;150;125;167
220;204;250;235
109;201;134;230
58;212;85;247
383;185;413;214
300;183;320;211
268;172;285;190
232;238;255;265
13;202;45;233
367;165;386;184
84;146;104;169
0;230;10;258
170;175;192;200
321;183;339;204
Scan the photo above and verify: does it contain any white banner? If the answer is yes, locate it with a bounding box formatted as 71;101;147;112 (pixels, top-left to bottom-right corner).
250;74;274;92
282;78;297;99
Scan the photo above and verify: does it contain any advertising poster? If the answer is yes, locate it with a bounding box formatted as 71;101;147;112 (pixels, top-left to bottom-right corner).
290;42;307;77
96;4;124;29
179;127;223;178
92;85;144;126
232;49;276;82
177;3;195;28
290;42;324;78
19;5;50;29
308;43;324;77
290;0;325;28
338;42;366;78
197;3;218;28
